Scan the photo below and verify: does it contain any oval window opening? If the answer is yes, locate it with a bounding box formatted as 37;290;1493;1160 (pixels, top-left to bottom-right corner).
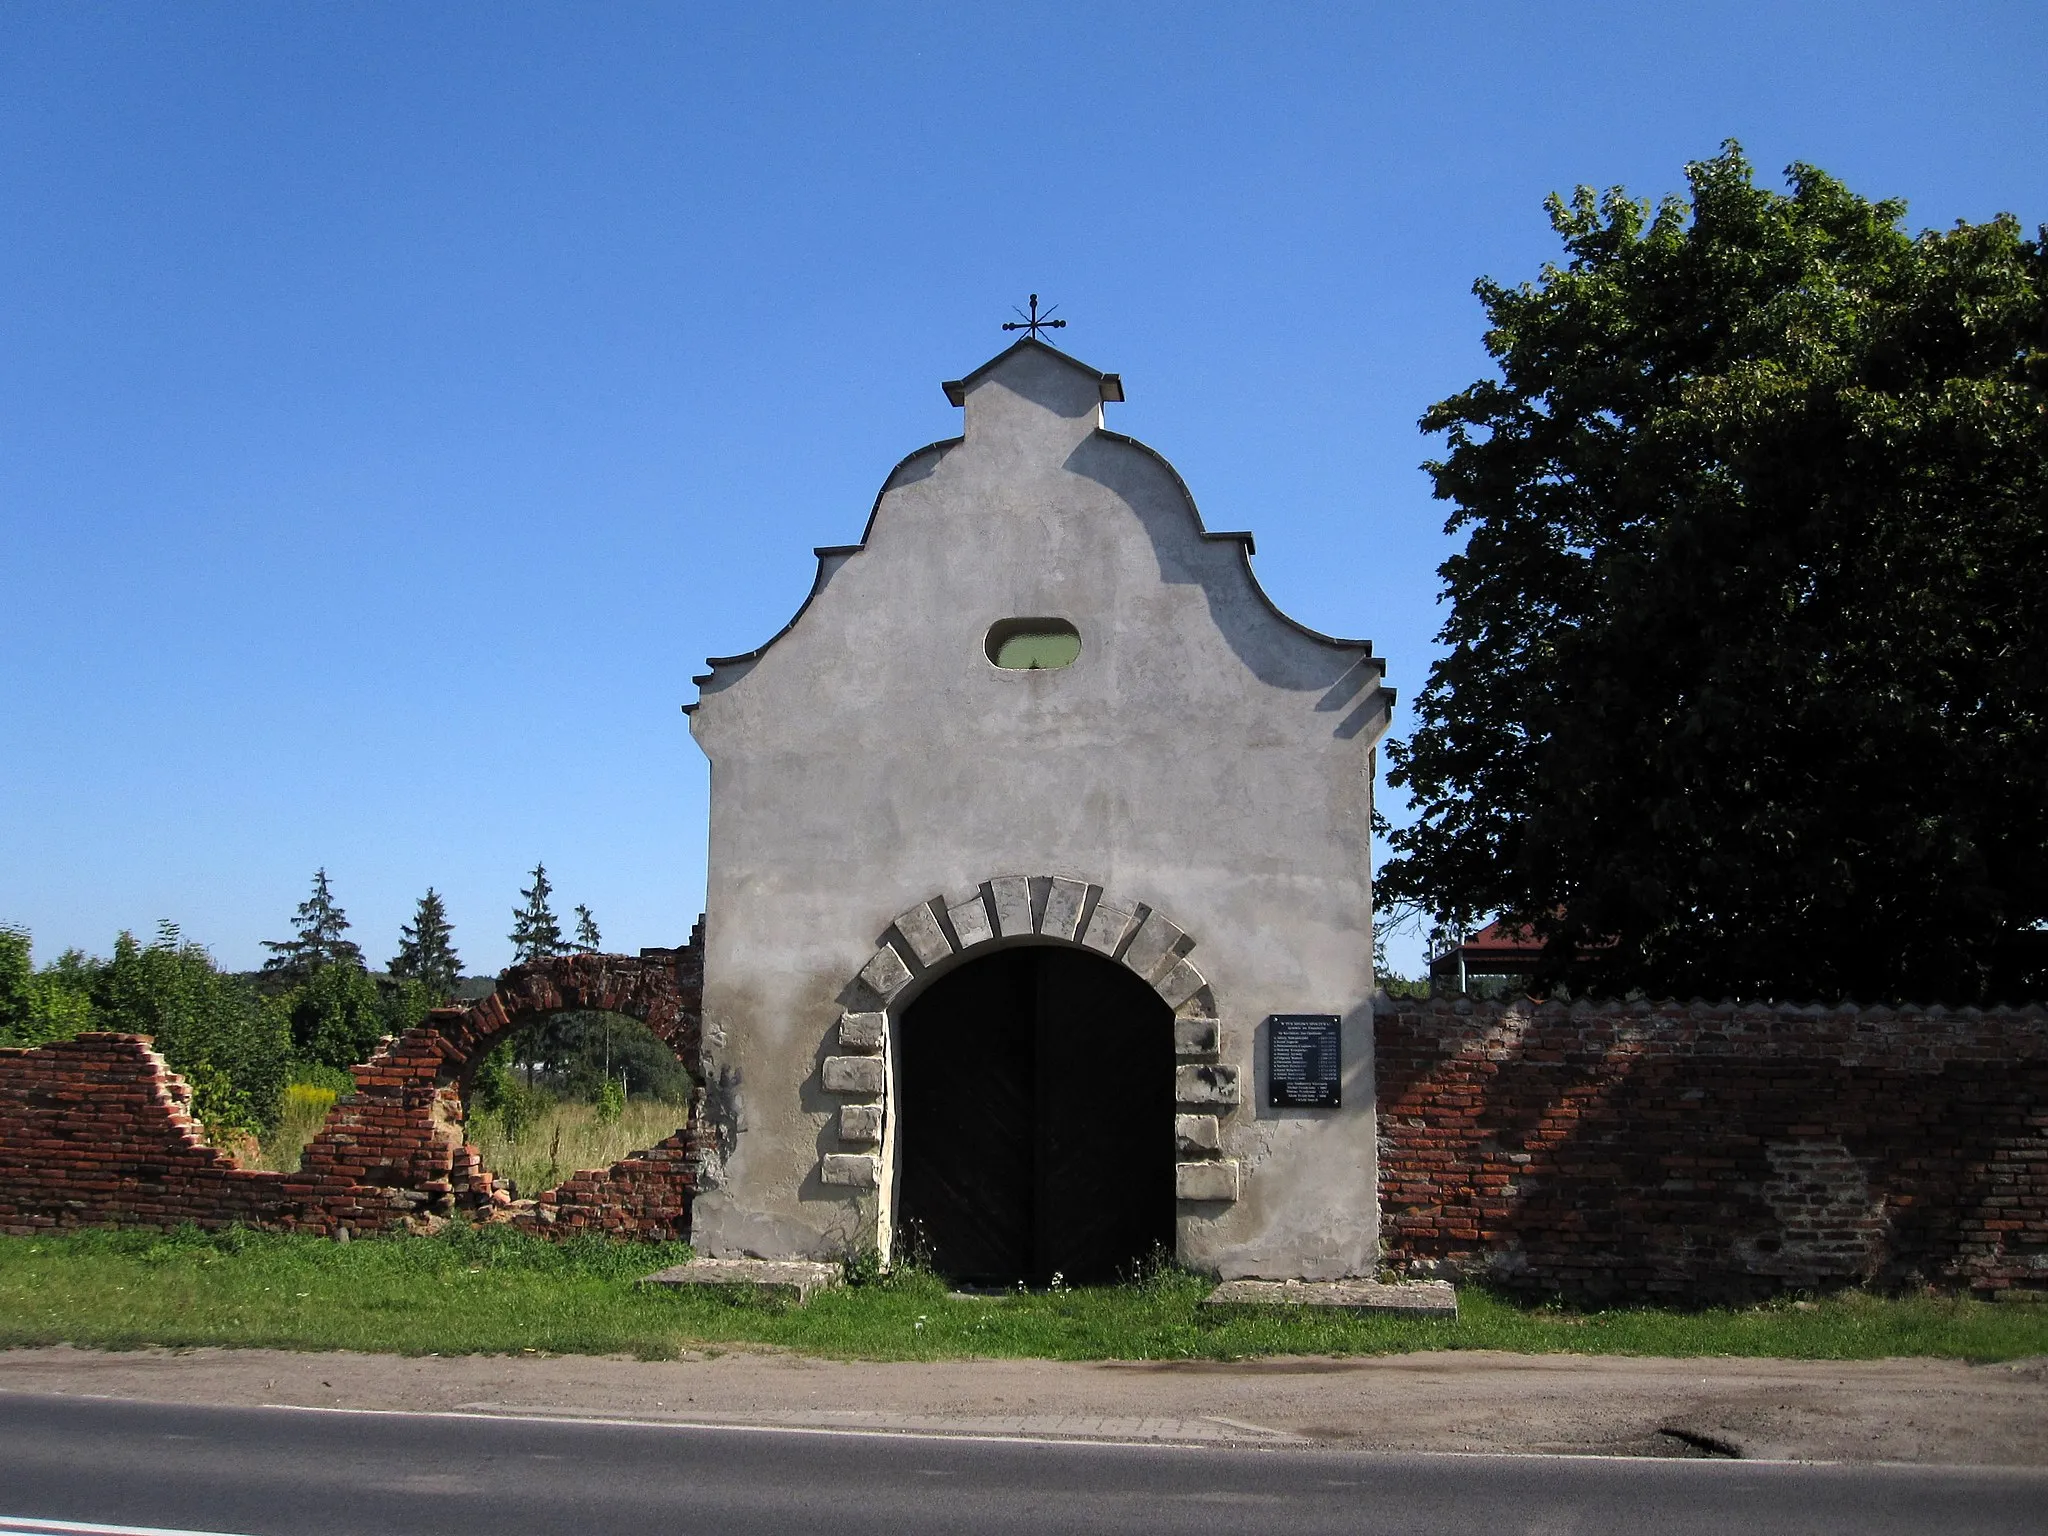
986;617;1081;671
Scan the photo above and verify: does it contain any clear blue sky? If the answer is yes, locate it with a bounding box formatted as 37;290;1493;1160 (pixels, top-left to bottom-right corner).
3;3;2043;977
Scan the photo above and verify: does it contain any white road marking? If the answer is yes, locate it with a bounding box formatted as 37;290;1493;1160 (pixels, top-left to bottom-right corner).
450;1400;1302;1443
0;1518;250;1536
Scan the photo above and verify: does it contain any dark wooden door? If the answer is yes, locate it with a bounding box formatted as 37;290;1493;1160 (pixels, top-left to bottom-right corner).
896;949;1037;1283
897;945;1173;1287
1033;947;1176;1284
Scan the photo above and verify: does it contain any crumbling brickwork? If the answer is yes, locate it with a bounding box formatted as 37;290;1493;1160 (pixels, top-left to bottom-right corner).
1376;996;2048;1302
0;1034;291;1233
0;934;704;1242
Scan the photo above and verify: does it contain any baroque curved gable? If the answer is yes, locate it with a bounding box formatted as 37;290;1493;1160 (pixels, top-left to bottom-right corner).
686;338;1391;738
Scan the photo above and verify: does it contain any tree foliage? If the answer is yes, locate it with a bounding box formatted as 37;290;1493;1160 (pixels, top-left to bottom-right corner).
260;868;364;983
1381;144;2048;1004
0;929;32;1038
0;931;98;1048
1;909;444;1139
509;863;566;964
389;887;463;1001
286;962;391;1070
573;903;602;955
498;1010;692;1104
91;923;291;1137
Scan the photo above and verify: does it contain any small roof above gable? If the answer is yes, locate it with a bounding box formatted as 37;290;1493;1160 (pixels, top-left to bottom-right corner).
942;337;1124;407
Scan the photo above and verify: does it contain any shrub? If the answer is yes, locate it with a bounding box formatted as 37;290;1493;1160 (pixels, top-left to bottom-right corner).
92;923;291;1139
469;1041;549;1141
0;930;96;1049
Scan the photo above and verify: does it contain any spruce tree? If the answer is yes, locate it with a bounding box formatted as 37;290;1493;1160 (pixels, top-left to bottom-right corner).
509;863;566;963
573;904;602;954
261;868;365;982
389;888;463;1001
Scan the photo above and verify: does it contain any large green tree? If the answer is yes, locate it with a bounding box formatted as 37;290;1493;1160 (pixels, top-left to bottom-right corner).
1381;144;2048;1005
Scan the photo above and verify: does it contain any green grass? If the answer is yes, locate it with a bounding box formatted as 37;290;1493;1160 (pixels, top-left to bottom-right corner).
1;1227;2044;1363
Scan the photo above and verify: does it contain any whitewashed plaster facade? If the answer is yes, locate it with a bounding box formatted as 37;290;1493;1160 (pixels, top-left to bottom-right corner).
684;338;1394;1279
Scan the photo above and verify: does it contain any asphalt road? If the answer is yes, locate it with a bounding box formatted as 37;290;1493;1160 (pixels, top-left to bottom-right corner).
0;1393;2042;1536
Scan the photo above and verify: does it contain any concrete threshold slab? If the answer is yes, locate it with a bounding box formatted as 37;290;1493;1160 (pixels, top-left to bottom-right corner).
1203;1278;1458;1316
639;1258;843;1304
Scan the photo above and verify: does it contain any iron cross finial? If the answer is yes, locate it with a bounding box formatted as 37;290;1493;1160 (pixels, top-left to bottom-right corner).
1002;294;1066;341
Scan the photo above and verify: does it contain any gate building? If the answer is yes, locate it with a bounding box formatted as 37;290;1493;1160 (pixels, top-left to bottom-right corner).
684;337;1394;1281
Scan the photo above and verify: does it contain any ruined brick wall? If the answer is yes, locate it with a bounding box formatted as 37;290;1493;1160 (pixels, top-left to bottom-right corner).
1376;996;2048;1302
0;1034;292;1234
0;934;705;1242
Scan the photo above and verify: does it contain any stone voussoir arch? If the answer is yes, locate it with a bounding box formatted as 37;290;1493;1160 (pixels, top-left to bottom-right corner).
813;875;1245;1240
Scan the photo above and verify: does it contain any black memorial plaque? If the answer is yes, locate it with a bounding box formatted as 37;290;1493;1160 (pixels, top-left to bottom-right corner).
1267;1014;1342;1108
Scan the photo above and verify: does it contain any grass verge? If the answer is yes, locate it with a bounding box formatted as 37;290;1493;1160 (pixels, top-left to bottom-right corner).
0;1227;2042;1363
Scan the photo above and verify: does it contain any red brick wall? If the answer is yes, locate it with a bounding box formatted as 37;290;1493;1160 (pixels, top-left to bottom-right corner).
0;1034;290;1234
1376;996;2048;1301
0;940;705;1243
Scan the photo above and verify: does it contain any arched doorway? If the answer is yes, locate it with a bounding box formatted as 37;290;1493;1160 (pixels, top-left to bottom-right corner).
896;943;1175;1286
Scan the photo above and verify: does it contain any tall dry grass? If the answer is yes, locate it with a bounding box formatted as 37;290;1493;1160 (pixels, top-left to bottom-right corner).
467;1097;690;1199
241;1081;688;1195
250;1083;339;1172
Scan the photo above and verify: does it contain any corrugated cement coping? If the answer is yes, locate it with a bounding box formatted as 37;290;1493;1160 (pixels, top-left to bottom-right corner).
1203;1278;1458;1316
641;1258;845;1304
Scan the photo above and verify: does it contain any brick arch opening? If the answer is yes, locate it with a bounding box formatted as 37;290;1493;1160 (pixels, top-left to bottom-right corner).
813;876;1242;1267
429;950;700;1099
295;939;708;1238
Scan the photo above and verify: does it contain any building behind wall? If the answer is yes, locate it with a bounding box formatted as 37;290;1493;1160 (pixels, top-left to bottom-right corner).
683;338;1394;1281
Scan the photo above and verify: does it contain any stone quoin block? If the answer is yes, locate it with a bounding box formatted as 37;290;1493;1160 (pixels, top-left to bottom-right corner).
837;1012;886;1053
1040;878;1088;941
990;876;1033;938
1175;1114;1222;1156
1173;1018;1221;1059
1121;913;1186;984
947;893;995;950
1175;1063;1242;1107
838;1105;884;1144
1176;1160;1241;1202
821;1056;886;1096
857;945;914;1000
820;1154;880;1188
891;902;954;968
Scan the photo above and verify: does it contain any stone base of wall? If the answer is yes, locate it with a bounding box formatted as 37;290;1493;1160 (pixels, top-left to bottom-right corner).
1376;996;2048;1303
